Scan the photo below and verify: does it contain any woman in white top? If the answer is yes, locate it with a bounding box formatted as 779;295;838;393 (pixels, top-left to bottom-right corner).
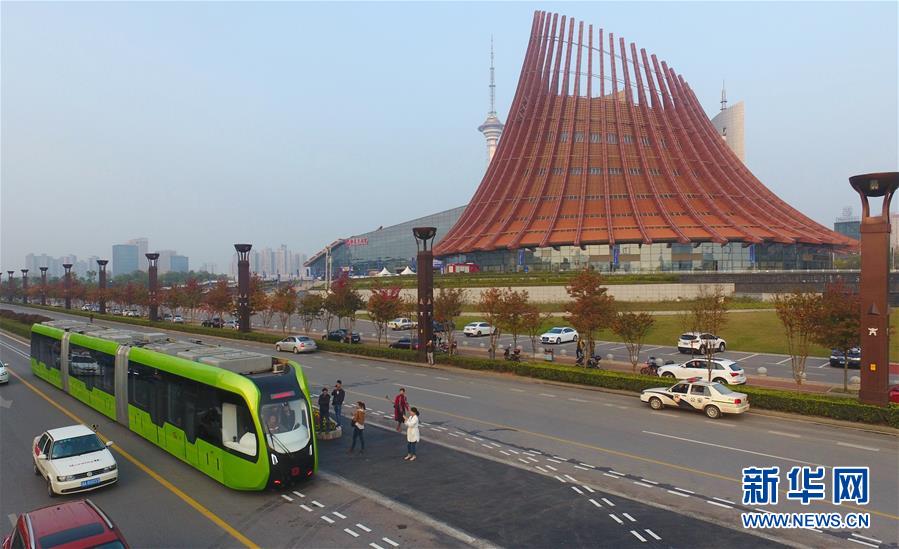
403;407;420;461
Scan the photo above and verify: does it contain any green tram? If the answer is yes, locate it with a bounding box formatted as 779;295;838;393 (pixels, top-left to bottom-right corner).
29;320;318;490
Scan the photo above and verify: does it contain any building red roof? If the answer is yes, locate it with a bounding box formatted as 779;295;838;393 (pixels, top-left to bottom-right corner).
436;11;855;256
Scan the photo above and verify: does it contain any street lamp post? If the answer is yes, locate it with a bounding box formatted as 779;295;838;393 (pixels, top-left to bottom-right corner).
6;271;14;303
850;172;899;406
21;269;29;304
39;267;48;306
235;244;252;333
146;253;160;321
413;227;437;363
63;264;73;309
97;260;109;314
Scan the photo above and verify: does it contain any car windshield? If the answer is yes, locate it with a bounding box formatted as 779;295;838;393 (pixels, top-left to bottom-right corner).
261;398;310;453
39;523;106;548
297;337;312;342
548;328;563;334
680;333;696;340
711;383;734;394
50;433;106;459
70;354;95;364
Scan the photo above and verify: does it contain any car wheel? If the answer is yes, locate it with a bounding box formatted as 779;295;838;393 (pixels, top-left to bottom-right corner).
293;347;300;354
713;377;728;385
662;372;675;379
648;397;663;410
573;335;578;342
718;343;726;352
477;331;482;336
556;338;561;344
705;405;721;419
275;345;281;352
47;480;56;498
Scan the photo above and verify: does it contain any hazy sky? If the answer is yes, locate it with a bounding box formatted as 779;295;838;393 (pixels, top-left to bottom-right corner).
2;2;897;272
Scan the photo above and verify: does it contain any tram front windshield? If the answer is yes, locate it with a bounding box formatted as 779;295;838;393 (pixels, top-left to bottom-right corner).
260;391;310;453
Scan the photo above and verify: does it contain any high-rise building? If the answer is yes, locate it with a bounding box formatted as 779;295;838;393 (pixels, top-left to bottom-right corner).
478;37;504;165
112;244;140;277
127;238;149;271
170;255;189;273
710;84;745;163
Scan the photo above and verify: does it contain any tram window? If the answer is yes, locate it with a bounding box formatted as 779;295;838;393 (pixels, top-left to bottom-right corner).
32;334;61;370
195;386;222;446
128;361;155;412
166;376;185;428
69;344;114;393
221;393;257;459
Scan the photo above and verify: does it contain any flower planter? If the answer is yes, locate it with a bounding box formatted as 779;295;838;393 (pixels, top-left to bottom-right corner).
316;426;342;441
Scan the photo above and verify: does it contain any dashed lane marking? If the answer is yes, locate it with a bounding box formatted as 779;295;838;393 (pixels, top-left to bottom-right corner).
435;376;450;380
673;488;695;494
767;430;801;438
589;499;602;508
645;529;662;541
382;537;399;547
630;530;647;543
851;533;883;544
609;470;624;476
506;449;520;455
667;490;690;498
571;486;584;495
601;498;615;507
643;431;819;466
332;511;347;519
555;476;567;483
622;513;636;522
525;457;539;463
847;539;879;548
837;442;880;452
448;432;461;437
564;474;579;483
281;495;294;502
582;485;595;493
356;524;372;533
489;442;502;448
499;450;511;456
712;497;736;505
292;491;306;498
754;508;773;515
509;388;525;392
393;370;408;373
544;464;557;471
536;466;548;473
633;482;654;488
568;397;590;403
311;500;325;508
546;458;562;464
518;458;530;465
344;528;359;538
706;500;733;509
538;393;557;398
465;438;478;443
300;504;313;512
321;516;335;524
603;473;620;480
579;463;595;469
481;444;493;449
370;544;386;549
574;465;590;471
640;479;658;485
609;514;624;525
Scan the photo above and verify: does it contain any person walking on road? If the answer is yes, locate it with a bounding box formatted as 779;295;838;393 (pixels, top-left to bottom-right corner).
392;388;409;432
318;387;331;432
403;407;420;461
348;401;366;454
426;339;434;366
332;380;345;429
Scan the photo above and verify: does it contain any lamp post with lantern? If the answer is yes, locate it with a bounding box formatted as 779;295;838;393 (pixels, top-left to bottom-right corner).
412;227;436;363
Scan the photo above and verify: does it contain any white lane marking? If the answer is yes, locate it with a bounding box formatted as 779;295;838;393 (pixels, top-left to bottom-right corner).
525;457;539;463
775;357;792;365
609;514;624;524
851;533;883;544
489;442;502;448
734;353;759;362
481;444;493;449
506;449;520;455
394;383;470;399
555;475;567;483
300;504;313;512
311;500;325;508
582;485;595;493
370;544;386;549
767;430;801;439
589;498;603;508
640;478;658;485
608;470;624;476
500;450;511;456
704;419;735;427
535;466;548;473
539;393;557;398
382;537;400;547
603;403;616;407
292;491;306;498
332;511;347;519
630;530;647;543
321;515;335;524
667;490;690;498
356;523;372;533
712;497;735;505
544;465;557;471
471;436;484;441
601;498;615;507
281;495;294;502
509;388;525;392
414;373;427;377
633;481;654;488
448;432;461;437
645;529;662;541
603;473;620;480
847;539;878;548
465;438;478;443
432;426;446;431
394;370;408;373
808;528;823;533
579;463;595;469
837;442;880;452
572;486;584;495
568;397;590;403
706;500;733;509
344;528;359;538
376;366;387;370
435;376;450;380
564;475;579;483
574;465;590;471
643;431;819;465
552;455;567;461
673;487;695;494
518;458;530;465
622;513;636;522
546;458;562;464
754;508;773;514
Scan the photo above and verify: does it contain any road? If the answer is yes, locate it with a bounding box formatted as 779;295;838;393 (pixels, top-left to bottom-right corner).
2;304;898;548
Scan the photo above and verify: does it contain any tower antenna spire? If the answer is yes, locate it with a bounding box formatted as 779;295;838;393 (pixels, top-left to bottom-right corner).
720;79;727;111
489;35;497;115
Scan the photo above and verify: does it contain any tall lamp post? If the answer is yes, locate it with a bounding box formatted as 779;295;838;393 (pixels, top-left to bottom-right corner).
63;264;73;309
413;227;436;363
6;271;14;303
850;172;898;406
39;267;48;306
146;253;160;321
235;244;252;333
21;269;29;304
97;260;109;314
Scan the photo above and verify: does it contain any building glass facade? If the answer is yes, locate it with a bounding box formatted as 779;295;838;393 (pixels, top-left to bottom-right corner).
112;244;139;277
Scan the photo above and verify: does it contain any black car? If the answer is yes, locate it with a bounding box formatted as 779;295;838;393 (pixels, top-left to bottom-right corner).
202;317;224;328
324;329;361;344
390;337;419;350
829;347;861;368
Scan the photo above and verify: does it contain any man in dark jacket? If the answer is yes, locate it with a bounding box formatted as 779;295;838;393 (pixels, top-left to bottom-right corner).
332;380;346;429
318;387;331;432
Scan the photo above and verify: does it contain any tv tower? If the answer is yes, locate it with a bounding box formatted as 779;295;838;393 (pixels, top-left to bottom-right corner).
478;36;504;166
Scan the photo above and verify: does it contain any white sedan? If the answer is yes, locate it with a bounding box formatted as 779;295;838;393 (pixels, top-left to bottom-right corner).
0;361;9;384
33;425;118;497
658;358;746;385
463;322;495;337
275;335;318;354
641;379;749;419
388;318;415;330
540;327;579;344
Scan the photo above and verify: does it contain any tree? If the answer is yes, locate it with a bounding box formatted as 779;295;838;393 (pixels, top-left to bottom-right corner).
811;279;860;392
203;280;233;322
367;282;403;346
328;274;364;333
523;305;553;358
564;268;616;357
497;289;530;350
182;278;204;321
477;288;505;359
161;287;183;317
270;285;297;333
612;312;656;373
434;287;467;355
774;291;822;385
690;285;730;382
297;293;324;334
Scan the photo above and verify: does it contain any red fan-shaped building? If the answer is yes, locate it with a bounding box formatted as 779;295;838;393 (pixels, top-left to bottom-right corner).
436;11;855;271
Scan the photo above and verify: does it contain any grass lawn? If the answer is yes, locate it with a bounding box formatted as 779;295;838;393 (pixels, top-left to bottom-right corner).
457;298;774;314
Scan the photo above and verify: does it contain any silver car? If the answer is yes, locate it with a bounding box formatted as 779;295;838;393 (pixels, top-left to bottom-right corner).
275;335;318;354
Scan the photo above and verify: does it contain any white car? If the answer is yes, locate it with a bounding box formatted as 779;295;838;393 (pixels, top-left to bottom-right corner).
540;327;579;344
677;332;726;354
463;322;495;337
172;315;185;324
658;358;746;385
276;335;318;354
33;425;118;497
0;361;9;384
69;353;100;376
388;318;415;330
641;379;749;419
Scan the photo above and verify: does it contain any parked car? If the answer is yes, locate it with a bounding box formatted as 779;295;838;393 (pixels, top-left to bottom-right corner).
390;337;419;350
677;332;726;354
276;336;318;354
463;322;495;337
3;499;130;549
224;319;239;329
172;315;185;324
201;317;224;328
111;308;122;316
540;327;579;344
80;304;92;311
324;329;361;344
162;313;173;321
658;358;746;385
641;379;749;419
829;347;861;368
68;353;100;376
890;385;899;404
388;317;415;330
0;361;9;384
33;425;118;497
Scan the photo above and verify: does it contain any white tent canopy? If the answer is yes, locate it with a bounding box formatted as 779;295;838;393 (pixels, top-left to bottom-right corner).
377;267;392;277
400;266;415;275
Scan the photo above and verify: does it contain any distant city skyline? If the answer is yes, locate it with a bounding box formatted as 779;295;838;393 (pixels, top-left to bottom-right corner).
2;2;896;271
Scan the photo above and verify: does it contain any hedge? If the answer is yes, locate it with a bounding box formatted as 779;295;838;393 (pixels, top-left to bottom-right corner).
6;304;898;428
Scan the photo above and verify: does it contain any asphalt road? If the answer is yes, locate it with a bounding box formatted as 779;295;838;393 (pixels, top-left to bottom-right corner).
2;305;898;548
